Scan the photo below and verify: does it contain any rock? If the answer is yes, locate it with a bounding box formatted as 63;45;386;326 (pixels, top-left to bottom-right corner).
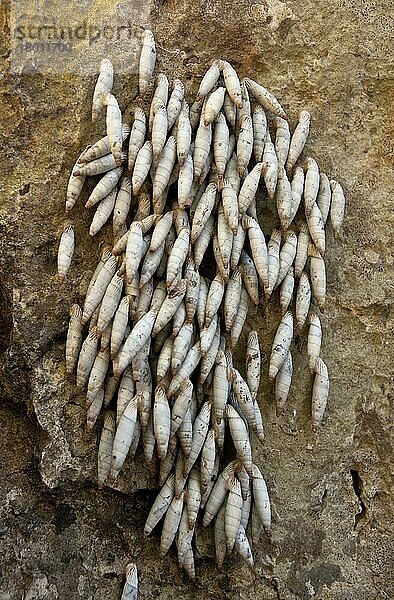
0;0;393;598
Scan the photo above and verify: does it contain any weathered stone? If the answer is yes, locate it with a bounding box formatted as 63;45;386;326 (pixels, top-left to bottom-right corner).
0;0;393;598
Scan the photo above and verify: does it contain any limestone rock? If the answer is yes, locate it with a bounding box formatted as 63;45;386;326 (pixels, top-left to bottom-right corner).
0;0;392;598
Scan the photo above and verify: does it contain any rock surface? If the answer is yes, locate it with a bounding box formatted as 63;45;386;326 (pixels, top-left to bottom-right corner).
0;0;393;598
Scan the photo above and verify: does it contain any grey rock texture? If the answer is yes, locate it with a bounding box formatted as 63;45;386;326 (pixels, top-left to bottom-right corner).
0;0;393;598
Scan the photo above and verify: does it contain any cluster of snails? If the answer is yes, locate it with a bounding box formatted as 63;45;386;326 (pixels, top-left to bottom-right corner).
57;28;345;590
